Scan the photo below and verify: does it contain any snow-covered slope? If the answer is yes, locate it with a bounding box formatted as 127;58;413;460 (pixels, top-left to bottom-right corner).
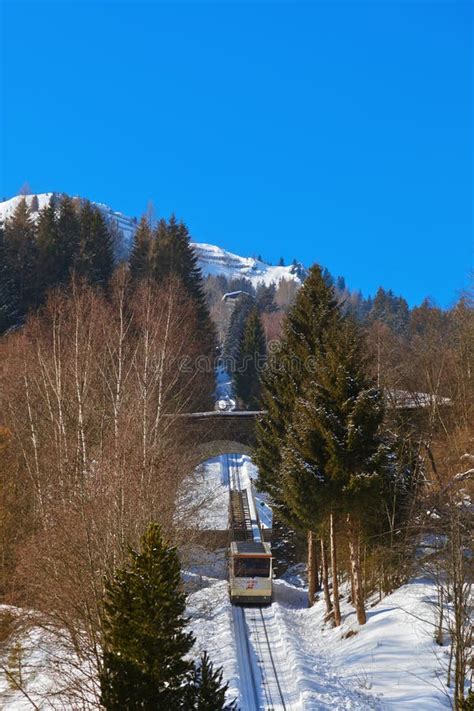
0;193;306;287
194;242;305;287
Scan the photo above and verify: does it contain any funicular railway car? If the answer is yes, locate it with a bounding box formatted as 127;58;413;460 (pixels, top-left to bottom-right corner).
228;488;273;604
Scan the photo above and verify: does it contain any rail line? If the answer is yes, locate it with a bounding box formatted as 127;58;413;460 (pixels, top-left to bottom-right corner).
244;606;289;710
224;453;291;710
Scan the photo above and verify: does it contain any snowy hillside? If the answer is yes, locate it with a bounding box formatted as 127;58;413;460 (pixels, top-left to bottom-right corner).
194;242;306;287
0;193;306;287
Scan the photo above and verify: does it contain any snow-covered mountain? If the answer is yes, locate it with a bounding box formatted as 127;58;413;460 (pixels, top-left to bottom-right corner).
0;193;306;288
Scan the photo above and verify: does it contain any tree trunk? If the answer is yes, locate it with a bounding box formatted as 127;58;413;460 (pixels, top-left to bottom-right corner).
330;512;341;627
307;530;317;607
347;513;367;625
320;538;332;617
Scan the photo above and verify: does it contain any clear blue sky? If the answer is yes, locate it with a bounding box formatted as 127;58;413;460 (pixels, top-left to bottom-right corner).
1;1;472;306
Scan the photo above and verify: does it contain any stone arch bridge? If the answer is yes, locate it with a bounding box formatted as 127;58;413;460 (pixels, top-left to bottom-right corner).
175;411;263;467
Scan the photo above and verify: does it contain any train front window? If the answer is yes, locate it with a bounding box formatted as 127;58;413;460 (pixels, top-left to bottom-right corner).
234;557;271;578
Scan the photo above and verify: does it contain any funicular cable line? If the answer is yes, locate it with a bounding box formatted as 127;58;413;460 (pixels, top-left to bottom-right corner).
224;452;290;709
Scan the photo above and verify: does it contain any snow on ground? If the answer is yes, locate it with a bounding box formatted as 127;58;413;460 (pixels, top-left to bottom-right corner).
184;453;454;709
214;364;236;411
187;563;454;709
303;577;453;709
0;445;455;709
185;456;230;531
0;606;97;710
194;242;305;288
187;453;273;534
187;571;379;710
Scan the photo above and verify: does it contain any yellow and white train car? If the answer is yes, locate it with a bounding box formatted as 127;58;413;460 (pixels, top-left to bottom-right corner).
228;488;273;605
229;540;273;604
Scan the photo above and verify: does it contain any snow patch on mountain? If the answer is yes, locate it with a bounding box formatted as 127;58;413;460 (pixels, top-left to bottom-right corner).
0;193;305;287
194;242;305;288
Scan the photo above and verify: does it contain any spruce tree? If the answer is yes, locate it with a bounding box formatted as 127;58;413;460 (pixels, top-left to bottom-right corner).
151;215;212;331
129;215;153;281
186;652;237;710
283;316;389;622
3;198;38;317
76;200;114;286
311;322;388;539
253;265;341;507
36;197;62;295
56;194;80;276
0;229;19;333
255;282;277;313
150;214;216;378
100;523;234;710
223;294;254;364
99;523;194;709
91;207;114;285
234;307;266;409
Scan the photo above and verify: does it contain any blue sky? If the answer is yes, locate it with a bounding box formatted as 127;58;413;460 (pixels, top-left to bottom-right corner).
1;1;472;306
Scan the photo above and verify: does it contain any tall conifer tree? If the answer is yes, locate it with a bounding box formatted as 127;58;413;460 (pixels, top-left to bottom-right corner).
57;194;81;274
0;228;18;333
36;196;62;295
3;198;38;317
149;215;216;385
99;523;194;709
223;295;254;363
234;307;266;409
76;200;114;286
129;215;153;280
254;265;341;507
150;215;212;333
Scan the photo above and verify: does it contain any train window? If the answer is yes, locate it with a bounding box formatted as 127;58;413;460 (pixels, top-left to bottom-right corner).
234;557;271;578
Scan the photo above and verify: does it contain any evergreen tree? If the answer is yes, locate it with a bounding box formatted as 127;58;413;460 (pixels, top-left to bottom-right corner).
283;316;390;623
99;523;194;709
151;215;210;326
3;198;38;317
369;287;409;334
0;229;18;333
36;197;63;295
76;200;114;286
91;207;115;285
255;282;277;313
129;215;153;281
227;277;255;297
223;294;254;364
253;265;341;508
321;266;334;287
108;218;127;263
56;194;80;275
234;307;266;409
100;523;234;710
186;652;237;710
150;215;216;360
30;194;39;212
278;256;285;266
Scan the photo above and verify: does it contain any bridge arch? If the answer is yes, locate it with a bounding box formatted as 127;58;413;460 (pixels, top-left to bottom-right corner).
193;439;252;467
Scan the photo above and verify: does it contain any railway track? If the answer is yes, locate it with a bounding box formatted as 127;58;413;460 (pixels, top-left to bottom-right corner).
243;605;289;710
223;453;292;710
